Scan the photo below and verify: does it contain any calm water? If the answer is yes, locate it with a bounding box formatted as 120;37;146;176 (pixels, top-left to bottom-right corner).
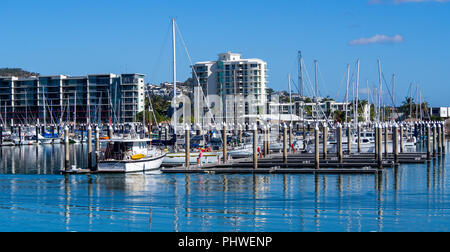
0;142;449;232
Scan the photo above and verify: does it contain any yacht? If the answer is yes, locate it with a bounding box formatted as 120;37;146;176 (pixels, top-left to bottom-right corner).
97;138;166;173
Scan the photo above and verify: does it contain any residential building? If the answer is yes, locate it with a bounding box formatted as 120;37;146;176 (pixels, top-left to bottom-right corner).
0;73;145;125
192;52;268;125
431;107;450;119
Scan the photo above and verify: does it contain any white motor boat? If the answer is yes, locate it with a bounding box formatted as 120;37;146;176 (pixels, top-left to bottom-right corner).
98;138;166;173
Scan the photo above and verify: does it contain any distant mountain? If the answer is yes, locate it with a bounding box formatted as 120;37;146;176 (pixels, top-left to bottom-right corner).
0;68;39;78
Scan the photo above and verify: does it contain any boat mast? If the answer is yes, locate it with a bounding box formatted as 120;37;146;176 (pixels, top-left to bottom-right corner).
345;64;350;124
355;59;360;126
377;59;383;122
172;18;177;134
392;74;395;121
314;60;319;125
419;88;423;121
409;83;413;119
288;73;292;126
298;51;305;134
415;84;419;120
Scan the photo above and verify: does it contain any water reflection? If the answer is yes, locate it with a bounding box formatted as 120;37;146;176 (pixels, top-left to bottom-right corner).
0;142;448;231
0;144;90;175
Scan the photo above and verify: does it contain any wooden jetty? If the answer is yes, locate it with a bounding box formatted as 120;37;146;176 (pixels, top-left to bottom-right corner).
161;152;428;174
162;121;439;175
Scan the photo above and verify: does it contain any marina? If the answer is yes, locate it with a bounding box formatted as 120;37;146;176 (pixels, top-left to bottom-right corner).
1;0;450;234
0;120;445;177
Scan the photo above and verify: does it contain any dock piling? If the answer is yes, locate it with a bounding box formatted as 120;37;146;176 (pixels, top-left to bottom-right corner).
384;123;388;158
222;123;228;164
0;125;3;146
400;123;404;153
88;125;93;171
253;123;258;170
357;123;361;153
283;123;288;164
427;123;431;161
323;124;328;160
377;124;383;169
185;124;191;169
437;123;442;155
393;123;399;164
64;126;70;172
95;126;100;170
239;124;243;146
267;123;271;154
289;123;293;153
262;125;267;157
374;123;378;160
347;124;351;155
337;123;343;163
433;123;437;158
315;124;320;170
35;125;39;144
165;125;169;144
18;126;22;145
442;122;446;154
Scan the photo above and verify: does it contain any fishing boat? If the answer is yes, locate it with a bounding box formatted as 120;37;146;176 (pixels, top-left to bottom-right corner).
97;138;166;173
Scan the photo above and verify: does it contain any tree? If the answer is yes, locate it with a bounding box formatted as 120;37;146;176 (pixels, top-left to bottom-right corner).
333;110;346;123
136;95;171;124
400;97;415;118
266;88;275;96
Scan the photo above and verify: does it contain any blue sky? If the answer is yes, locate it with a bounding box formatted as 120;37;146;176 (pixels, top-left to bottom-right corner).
1;0;449;106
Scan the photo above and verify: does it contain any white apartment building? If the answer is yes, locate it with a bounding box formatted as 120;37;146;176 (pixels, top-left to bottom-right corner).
192;52;268;125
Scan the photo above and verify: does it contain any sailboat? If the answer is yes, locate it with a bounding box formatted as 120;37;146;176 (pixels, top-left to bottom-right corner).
162;18;221;167
96;50;166;173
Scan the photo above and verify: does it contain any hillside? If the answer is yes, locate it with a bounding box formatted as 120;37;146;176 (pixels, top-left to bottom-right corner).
0;68;39;78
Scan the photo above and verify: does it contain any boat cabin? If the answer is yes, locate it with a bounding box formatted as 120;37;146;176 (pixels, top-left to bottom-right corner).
103;139;151;161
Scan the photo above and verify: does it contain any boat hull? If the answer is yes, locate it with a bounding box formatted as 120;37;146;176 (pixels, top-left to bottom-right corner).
97;154;166;173
39;138;54;144
163;152;221;166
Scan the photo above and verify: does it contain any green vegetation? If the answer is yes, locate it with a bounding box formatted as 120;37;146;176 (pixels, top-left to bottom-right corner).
136;95;171;124
0;68;39;78
399;96;430;120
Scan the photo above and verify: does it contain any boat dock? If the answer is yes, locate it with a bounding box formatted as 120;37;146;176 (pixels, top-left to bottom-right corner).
162;121;444;175
162;152;428;174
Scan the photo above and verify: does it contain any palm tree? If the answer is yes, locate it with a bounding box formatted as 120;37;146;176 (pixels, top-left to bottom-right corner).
400;97;415;119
